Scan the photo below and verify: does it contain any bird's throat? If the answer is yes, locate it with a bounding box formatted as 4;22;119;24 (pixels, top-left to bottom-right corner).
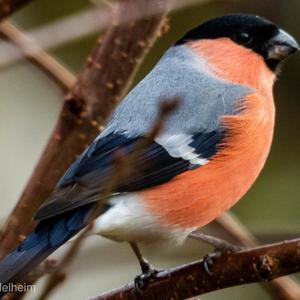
188;38;276;100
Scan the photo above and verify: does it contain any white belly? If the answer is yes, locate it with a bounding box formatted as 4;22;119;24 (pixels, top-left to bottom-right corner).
94;193;195;244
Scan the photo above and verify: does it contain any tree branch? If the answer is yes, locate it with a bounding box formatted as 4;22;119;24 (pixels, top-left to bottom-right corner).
0;1;204;68
0;0;171;258
91;238;300;300
214;212;300;300
0;21;76;91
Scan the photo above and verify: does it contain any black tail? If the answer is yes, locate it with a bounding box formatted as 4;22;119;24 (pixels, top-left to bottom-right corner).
0;205;92;298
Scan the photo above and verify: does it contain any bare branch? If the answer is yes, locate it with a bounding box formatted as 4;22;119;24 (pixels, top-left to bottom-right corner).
0;0;171;258
215;212;300;300
0;21;76;91
90;238;300;300
0;0;216;68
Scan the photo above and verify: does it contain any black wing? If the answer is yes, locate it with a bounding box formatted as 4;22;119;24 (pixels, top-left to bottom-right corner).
35;131;223;220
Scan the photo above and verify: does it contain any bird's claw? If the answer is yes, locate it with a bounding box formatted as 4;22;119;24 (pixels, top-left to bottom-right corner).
203;251;221;275
134;268;160;292
203;244;242;276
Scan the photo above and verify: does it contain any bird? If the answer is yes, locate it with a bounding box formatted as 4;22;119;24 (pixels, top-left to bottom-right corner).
0;13;298;297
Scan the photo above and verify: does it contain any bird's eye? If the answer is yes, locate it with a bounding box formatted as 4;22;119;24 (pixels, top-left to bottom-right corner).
234;31;253;45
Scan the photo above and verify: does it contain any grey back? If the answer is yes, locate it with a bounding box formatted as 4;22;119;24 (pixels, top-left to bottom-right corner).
101;45;251;139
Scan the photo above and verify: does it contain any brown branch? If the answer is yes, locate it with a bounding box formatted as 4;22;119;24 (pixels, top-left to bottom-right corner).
0;0;171;258
0;0;214;69
0;0;32;20
0;21;76;91
90;238;300;300
214;212;300;300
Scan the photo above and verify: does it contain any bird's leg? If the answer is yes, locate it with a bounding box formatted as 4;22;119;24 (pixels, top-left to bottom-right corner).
189;232;241;252
130;241;152;273
189;232;242;275
129;242;159;291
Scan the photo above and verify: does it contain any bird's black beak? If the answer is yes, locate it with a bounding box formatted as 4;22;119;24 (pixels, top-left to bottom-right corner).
267;29;299;61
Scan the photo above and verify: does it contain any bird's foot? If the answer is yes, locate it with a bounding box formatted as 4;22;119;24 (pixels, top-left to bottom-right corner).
202;251;222;275
134;266;160;292
190;231;243;276
203;243;242;276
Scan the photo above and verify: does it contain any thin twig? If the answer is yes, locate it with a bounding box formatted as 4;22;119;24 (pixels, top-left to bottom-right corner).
0;0;217;68
35;225;93;300
90;238;300;300
0;21;76;91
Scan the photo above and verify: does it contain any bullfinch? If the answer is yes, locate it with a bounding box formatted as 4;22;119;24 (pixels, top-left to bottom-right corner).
0;13;298;296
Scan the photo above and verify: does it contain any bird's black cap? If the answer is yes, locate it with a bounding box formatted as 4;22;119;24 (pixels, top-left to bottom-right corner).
176;14;277;45
176;14;299;71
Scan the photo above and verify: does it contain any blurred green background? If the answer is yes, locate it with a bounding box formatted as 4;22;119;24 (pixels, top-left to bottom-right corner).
0;0;299;299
